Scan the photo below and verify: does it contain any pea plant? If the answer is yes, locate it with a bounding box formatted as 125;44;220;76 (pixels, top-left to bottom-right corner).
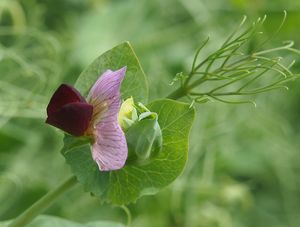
4;13;299;227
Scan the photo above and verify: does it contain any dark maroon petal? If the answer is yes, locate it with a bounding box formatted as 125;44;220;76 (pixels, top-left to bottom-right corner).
47;84;87;116
46;102;93;136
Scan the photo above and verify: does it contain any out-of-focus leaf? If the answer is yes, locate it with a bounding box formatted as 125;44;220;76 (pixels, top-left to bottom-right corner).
0;215;124;227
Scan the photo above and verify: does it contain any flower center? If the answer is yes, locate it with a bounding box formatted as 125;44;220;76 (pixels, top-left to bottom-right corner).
84;98;108;138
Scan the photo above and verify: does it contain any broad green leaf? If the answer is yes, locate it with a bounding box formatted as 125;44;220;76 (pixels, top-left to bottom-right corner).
0;215;124;227
62;99;195;205
75;41;148;103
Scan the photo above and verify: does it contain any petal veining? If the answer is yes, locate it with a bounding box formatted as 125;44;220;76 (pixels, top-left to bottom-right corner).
88;67;128;171
92;121;127;171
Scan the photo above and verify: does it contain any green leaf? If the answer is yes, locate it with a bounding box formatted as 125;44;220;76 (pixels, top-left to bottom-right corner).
61;99;195;205
0;215;124;227
75;41;148;103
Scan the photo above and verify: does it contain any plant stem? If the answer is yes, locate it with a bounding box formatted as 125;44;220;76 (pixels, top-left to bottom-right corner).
8;176;78;227
166;87;186;100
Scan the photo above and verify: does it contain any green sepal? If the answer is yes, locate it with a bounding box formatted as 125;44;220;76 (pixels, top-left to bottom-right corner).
125;116;162;162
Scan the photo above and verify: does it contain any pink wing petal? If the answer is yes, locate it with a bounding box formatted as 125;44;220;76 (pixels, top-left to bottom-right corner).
88;67;128;171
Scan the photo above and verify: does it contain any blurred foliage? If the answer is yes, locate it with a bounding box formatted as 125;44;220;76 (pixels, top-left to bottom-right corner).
0;0;300;226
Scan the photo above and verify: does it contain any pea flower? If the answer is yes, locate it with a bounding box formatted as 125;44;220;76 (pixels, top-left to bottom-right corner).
46;67;128;171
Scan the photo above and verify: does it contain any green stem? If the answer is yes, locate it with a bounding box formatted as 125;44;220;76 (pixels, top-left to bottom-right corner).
8;176;78;227
166;87;187;100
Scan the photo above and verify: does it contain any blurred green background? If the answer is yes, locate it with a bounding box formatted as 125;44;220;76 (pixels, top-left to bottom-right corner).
1;0;300;226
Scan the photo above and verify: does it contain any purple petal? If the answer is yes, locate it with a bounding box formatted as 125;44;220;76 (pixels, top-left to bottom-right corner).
92;121;127;171
46;102;93;137
47;84;87;116
88;67;128;171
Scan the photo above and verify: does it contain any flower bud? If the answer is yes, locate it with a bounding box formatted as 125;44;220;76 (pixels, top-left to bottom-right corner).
118;97;138;130
125;112;162;162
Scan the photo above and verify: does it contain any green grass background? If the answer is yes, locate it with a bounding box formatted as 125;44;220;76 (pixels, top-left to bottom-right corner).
1;0;300;226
